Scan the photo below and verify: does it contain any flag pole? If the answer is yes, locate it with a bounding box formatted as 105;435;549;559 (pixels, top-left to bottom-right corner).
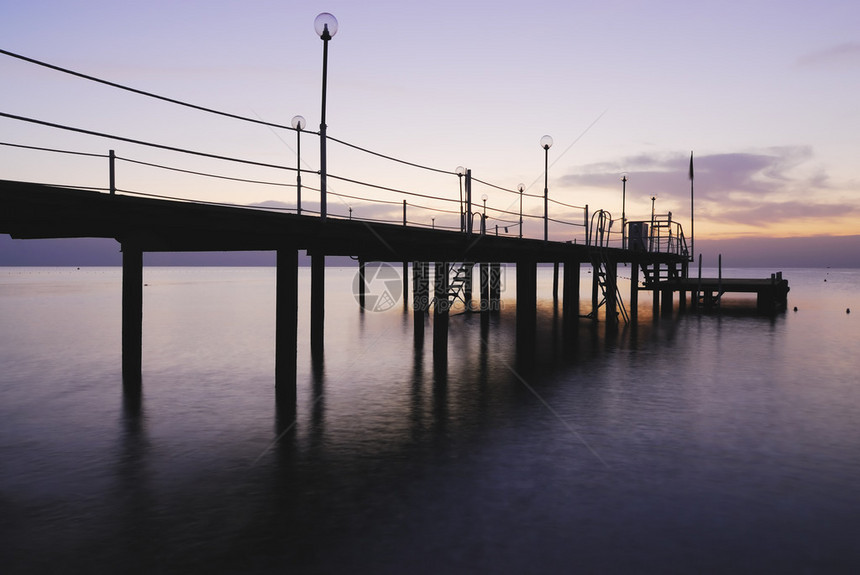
689;151;694;261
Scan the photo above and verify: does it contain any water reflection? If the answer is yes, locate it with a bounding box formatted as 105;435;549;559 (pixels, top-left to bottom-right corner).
8;268;858;572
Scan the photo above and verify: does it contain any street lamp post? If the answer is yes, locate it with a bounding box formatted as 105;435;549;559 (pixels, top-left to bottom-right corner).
517;183;525;239
315;12;338;222
291;115;306;215
456;166;466;232
621;174;627;249
540;135;553;241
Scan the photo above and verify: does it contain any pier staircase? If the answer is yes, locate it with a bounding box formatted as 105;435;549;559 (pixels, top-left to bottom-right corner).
588;250;629;324
586;210;628;324
446;262;474;309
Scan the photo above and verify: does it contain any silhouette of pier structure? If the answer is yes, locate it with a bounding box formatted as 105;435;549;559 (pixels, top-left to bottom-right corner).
0;178;680;384
0;49;789;400
1;174;787;400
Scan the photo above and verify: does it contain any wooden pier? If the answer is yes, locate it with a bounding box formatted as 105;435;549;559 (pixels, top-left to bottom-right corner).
655;274;790;314
1;179;788;398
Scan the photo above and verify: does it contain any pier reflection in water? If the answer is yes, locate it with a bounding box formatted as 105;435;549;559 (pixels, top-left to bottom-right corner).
1;267;858;573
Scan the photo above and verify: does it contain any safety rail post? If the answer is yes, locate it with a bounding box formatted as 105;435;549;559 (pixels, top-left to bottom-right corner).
109;149;116;195
466;169;473;234
584;205;589;246
668;211;674;254
403;200;407;226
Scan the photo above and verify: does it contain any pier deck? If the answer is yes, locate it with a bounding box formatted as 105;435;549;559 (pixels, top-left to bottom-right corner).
1;178;788;392
0;179;684;265
653;273;790;313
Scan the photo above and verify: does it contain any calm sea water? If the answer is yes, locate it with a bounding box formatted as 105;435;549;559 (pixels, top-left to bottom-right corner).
1;265;859;573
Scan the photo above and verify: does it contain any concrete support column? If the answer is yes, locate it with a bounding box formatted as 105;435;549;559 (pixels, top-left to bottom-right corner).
402;262;409;309
630;262;640;324
516;260;537;361
358;260;366;310
463;263;473;310
652;263;660;318
591;259;601;322
480;263;490;314
122;241;143;389
563;260;580;327
311;254;325;357
413;261;429;341
661;285;673;317
490;263;501;312
275;247;298;397
433;262;449;360
606;259;618;322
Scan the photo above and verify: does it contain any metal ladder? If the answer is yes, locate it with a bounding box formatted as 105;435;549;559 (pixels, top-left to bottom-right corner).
588;250;629;325
430;262;474;311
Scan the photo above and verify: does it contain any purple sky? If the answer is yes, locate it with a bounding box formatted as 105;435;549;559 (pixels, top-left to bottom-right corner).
2;1;859;265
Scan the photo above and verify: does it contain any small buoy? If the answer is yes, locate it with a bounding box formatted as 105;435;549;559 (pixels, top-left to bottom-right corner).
847;308;851;314
824;278;827;282
793;306;798;312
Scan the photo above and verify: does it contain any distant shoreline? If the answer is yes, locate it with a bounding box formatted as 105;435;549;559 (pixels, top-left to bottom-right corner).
2;234;859;268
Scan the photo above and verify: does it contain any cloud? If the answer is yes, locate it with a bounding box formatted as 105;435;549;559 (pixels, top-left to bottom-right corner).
558;147;853;229
797;42;860;67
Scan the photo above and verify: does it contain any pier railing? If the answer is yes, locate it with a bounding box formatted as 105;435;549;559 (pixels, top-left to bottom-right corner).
1;49;692;251
625;214;689;258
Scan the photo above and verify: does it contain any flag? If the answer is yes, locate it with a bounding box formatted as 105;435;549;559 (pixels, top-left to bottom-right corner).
689;151;694;181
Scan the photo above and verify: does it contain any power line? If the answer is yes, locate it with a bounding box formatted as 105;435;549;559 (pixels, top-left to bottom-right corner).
471;175;543;199
326;135;455;176
548;197;587;210
326;172;459;204
0;111;297;172
0;140;106;158
0;48;305;134
118;156;295;188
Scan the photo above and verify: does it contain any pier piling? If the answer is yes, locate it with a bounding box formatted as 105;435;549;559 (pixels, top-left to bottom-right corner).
433;262;449;360
630;262;640;323
311;254;325;357
413;261;429;342
121;241;143;389
275;247;299;396
562;260;581;327
516;260;537;359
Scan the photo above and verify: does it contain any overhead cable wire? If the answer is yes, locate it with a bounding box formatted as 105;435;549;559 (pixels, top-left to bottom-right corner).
118;156;296;187
2;49;492;180
0;140;107;158
547;216;584;227
0;48;305;134
0;111;297;172
548;197;587;210
471;175;543;199
326;135;456;176
326;173;459;204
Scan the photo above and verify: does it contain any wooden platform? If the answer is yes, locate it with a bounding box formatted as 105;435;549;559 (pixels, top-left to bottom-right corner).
654;272;790;313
